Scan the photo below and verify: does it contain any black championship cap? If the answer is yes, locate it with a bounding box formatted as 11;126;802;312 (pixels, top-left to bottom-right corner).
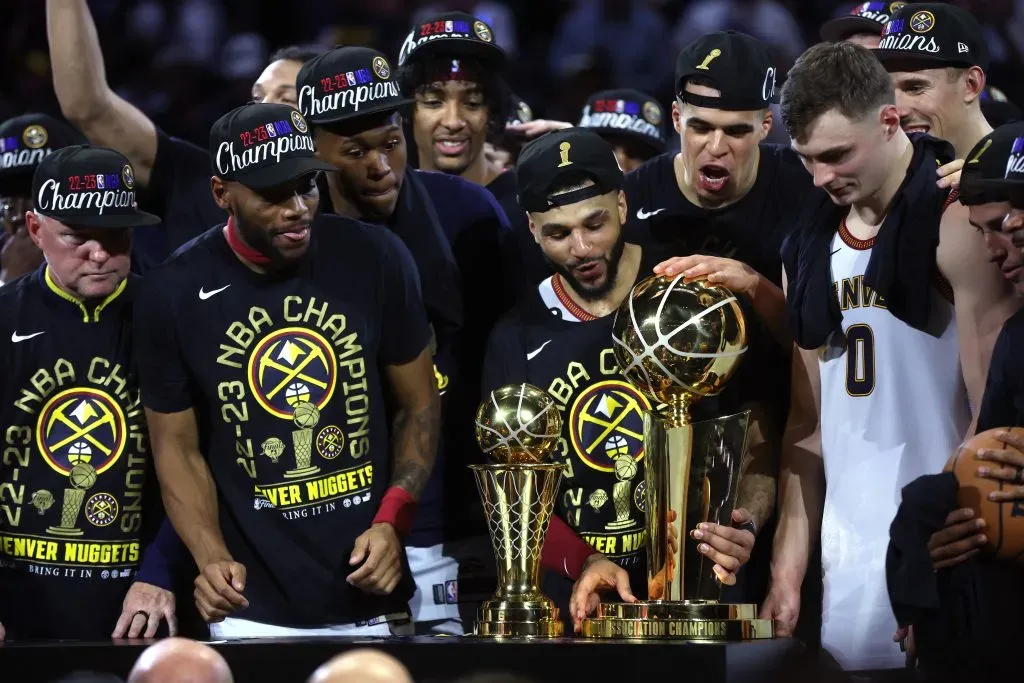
297;46;413;125
959;122;1024;205
981;86;1022;128
675;31;778;111
873;3;989;71
32;145;160;229
578;89;666;154
398;12;505;67
210;103;336;190
820;2;908;42
516;128;624;213
506;88;534;127
0;113;87;195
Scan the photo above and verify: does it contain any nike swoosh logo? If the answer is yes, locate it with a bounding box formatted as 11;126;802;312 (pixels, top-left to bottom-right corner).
526;340;552;361
199;285;231;300
11;331;45;343
830;248;842;256
636;208;666;220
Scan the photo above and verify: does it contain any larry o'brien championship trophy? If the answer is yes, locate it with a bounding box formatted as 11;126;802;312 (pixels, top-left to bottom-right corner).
581;275;774;640
471;383;565;637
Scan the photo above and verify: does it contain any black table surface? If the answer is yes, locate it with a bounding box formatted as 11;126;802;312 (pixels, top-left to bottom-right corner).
0;636;809;683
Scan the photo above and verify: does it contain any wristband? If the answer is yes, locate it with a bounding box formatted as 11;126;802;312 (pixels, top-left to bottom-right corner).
372;487;417;537
540;515;596;580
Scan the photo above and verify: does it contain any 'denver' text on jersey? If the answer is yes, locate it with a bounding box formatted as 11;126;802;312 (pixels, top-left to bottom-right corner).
0;269;149;637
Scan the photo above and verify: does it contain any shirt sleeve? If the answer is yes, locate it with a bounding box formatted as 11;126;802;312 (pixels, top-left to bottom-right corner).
976;324;1015;433
481;315;527;397
134;273;193;413
379;233;432;366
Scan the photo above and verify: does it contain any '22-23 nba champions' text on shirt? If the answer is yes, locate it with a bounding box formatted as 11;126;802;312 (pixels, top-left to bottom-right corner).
134;216;431;627
0;270;156;638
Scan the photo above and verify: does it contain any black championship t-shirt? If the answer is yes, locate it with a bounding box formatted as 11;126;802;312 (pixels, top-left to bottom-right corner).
623;144;812;285
143;130;224;256
134;216;431;626
978;308;1024;433
0;269;153;639
487;168;549;294
481;249;770;594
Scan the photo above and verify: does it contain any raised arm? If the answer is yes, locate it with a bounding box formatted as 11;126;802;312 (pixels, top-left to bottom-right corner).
937;201;1022;433
46;0;158;185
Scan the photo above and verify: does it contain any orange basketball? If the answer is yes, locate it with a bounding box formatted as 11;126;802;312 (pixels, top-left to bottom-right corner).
945;427;1024;564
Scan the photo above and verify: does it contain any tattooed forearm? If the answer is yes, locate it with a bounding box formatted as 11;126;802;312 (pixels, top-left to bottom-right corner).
736;403;779;532
390;393;442;499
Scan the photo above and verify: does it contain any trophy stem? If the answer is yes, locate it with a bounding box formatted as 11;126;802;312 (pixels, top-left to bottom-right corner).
666;394;692;428
469;463;565;638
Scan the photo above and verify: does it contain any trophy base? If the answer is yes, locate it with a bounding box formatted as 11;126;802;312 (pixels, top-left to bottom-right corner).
283;466;320;479
581;600;774;641
474;598;564;638
46;526;83;537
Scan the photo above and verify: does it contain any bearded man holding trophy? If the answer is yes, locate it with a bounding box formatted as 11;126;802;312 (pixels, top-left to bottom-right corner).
476;127;778;639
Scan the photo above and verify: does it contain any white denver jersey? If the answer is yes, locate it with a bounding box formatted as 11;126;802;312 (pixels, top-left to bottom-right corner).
817;225;970;672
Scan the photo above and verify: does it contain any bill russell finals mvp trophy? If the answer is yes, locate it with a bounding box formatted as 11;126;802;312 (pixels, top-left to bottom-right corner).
471;383;565;638
581;275;774;640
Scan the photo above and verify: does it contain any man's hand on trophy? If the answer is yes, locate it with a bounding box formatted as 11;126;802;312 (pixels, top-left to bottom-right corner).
568;554;638;632
348;523;402;595
113;581;178;638
761;582;800;637
691;508;755;586
653;255;760;298
195;560;248;623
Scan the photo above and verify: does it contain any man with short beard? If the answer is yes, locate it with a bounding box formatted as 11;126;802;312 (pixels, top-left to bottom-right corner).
46;0;323;256
483;128;773;632
135;103;439;637
297;46;516;634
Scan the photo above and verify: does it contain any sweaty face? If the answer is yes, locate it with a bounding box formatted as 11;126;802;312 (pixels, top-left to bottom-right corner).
413;81;490;175
791;108;891;206
971;201;1023;293
530;188;627;301
314;114;406;221
251;59;303;108
673;85;767;207
888;65;967;139
227;173;320;262
29;215;131;299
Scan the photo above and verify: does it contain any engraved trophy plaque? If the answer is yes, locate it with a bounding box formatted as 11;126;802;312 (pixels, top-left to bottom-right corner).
471;383;565;637
581;275;773;640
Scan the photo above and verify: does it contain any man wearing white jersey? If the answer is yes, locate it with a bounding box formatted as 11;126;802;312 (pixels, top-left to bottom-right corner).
762;41;1019;678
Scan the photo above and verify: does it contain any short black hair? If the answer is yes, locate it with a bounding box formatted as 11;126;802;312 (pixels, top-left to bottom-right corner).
398;56;506;139
268;45;325;67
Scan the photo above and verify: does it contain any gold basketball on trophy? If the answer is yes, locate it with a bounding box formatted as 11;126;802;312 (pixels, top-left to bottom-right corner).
474;383;562;464
611;275;747;421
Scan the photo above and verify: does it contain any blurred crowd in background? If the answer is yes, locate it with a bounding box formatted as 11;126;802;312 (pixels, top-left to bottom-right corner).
3;0;1021;152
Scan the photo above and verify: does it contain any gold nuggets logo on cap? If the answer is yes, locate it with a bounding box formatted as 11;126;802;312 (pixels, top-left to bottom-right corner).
473;20;493;43
290;109;309;134
372;56;391;80
23;124;48;150
643;101;662;126
121;164;135;190
889;1;907;12
910;10;935;33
